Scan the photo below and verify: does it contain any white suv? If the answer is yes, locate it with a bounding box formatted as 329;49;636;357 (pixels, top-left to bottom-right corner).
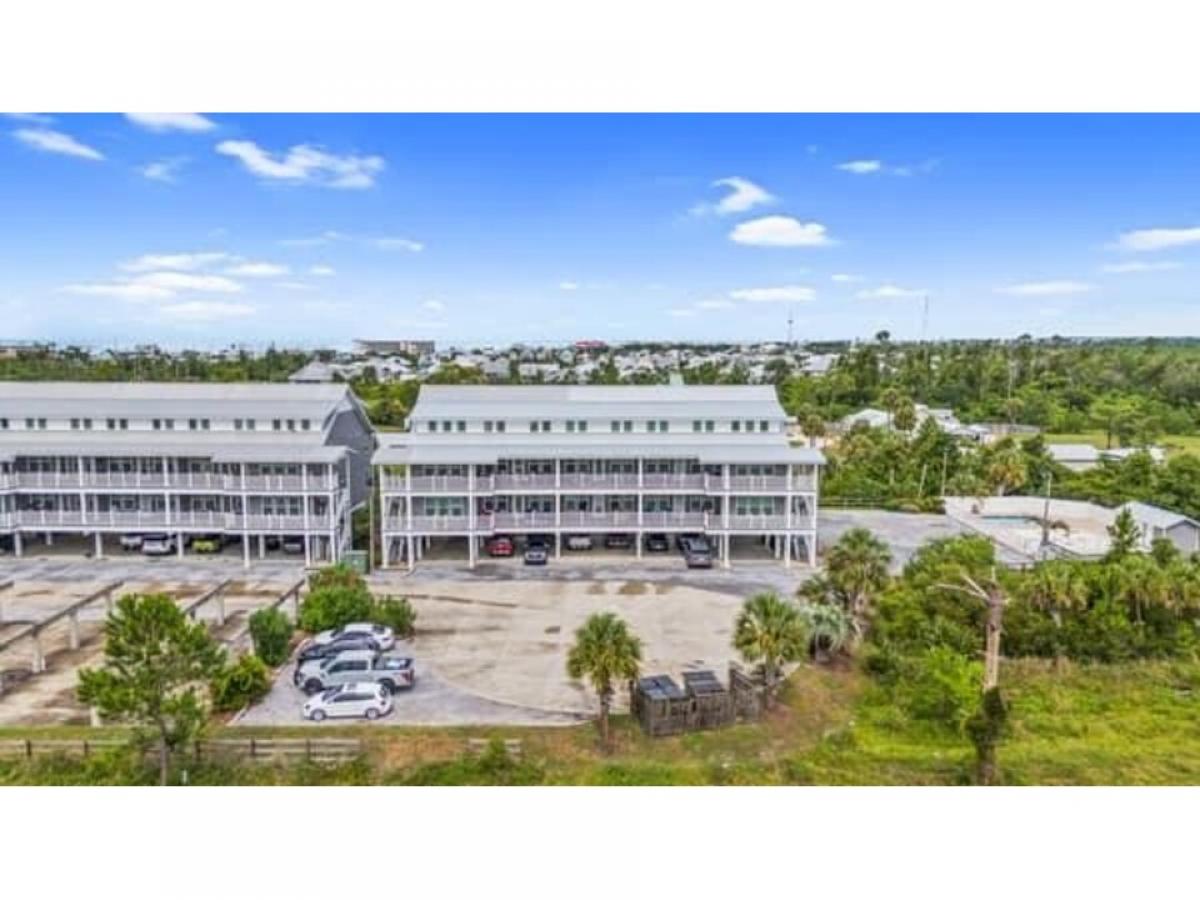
302;682;393;722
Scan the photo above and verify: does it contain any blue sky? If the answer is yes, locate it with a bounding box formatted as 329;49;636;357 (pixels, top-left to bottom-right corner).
2;113;1199;348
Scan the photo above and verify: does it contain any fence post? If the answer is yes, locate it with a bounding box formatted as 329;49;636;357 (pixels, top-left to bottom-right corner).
25;739;32;760
250;737;257;760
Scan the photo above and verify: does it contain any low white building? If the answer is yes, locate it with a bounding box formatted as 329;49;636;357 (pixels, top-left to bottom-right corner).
1120;501;1200;555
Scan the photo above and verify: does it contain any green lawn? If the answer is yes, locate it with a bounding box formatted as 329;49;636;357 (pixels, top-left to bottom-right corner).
4;659;1198;785
1043;431;1200;457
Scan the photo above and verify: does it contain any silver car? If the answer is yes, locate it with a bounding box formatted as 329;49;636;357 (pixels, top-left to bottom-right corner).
302;682;393;722
311;621;396;652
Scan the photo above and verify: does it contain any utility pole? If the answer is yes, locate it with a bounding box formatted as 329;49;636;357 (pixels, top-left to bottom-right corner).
1040;470;1053;559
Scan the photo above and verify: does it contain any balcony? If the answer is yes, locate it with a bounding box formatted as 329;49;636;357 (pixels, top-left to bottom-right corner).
232;474;338;492
722;514;792;531
558;510;641;529
493;474;557;491
641;473;707;491
493;511;557;530
14;509;225;529
558;473;640;491
640;511;708;529
240;513;335;532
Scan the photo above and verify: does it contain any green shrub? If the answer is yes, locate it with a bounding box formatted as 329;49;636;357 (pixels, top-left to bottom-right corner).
893;646;982;733
298;564;375;633
249;607;295;666
393;740;544;786
211;654;271;712
372;595;417;637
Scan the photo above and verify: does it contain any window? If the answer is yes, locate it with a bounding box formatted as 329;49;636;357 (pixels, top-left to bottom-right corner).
106;418;116;430
566;420;586;433
0;418;7;430
542;420;551;432
744;420;754;432
273;419;282;431
705;420;714;432
611;420;621;433
647;421;656;433
692;420;701;432
163;418;174;430
287;419;296;431
70;418;80;430
579;420;587;433
38;418;46;429
484;420;494;433
496;421;506;433
760;420;770;432
153;418;162;431
659;420;668;433
234;418;243;431
83;418;93;430
441;420;452;432
301;419;311;431
188;418;198;430
456;420;466;432
246;418;256;431
119;418;128;430
732;420;741;432
565;421;574;433
427;421;436;432
24;417;33;429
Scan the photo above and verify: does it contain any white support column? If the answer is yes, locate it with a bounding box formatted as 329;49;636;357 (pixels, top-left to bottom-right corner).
94;532;103;559
30;631;45;674
468;534;477;569
808;534;816;567
784;532;792;569
555;532;561;559
177;532;184;558
13;531;21;558
722;533;730;569
68;611;81;650
78;457;87;528
242;532;250;568
382;533;390;568
406;535;414;572
304;534;312;567
258;534;265;559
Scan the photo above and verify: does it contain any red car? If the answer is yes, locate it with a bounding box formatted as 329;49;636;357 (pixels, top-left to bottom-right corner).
485;535;515;557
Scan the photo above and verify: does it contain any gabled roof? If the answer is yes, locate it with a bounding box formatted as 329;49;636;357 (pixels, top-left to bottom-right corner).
1120;501;1199;531
409;384;787;420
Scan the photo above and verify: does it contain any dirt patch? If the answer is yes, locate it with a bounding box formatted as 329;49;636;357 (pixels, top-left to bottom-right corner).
586;582;607;595
617;581;648;595
544;626;561;635
653;583;674;595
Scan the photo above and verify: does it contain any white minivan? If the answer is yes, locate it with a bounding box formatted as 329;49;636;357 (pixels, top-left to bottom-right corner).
140;533;177;556
302;682;393;722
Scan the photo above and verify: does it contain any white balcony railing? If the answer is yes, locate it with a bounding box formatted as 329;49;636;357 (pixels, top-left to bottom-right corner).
493;474;557;491
493;511;558;530
11;471;339;493
12;509;335;532
640;473;708;490
723;514;792;531
558;473;640;491
640;511;708;529
557;510;641;529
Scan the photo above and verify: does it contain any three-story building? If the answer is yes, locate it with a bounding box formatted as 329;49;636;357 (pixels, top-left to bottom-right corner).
0;382;374;566
374;385;823;569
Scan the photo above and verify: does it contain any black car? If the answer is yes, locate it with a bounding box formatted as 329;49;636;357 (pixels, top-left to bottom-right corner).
604;533;634;549
679;534;713;555
644;533;670;552
295;633;381;665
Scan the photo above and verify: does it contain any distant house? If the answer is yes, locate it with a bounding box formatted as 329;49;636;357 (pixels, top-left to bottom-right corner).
353;339;435;358
1120;501;1200;555
839;408;891;430
1047;443;1102;472
1101;446;1166;465
288;360;337;384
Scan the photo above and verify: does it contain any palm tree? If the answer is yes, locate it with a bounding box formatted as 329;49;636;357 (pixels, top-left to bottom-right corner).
732;592;808;707
566;612;642;749
798;601;852;661
824;528;892;645
1020;560;1088;669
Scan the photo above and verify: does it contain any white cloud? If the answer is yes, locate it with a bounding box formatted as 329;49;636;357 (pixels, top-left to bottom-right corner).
422;299;445;312
558;281;580;291
216;140;385;189
132;272;243;293
837;159;882;174
1100;260;1181;274
62;282;175;300
13;128;103;161
120;252;230;273
729;285;815;303
695;176;775;216
667;308;696;318
278;230;349;247
223;261;289;278
856;284;925;300
996;280;1094;296
729;216;833;247
309;265;336;276
372;236;424;252
125;113;216;133
831;273;863;283
5;113;54;124
695;299;736;310
1115;226;1200;252
139;157;187;183
159;301;255;322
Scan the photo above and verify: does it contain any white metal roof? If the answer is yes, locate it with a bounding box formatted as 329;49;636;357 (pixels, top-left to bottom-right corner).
409;384;787;420
374;439;824;466
0;381;351;420
0;432;346;463
1047;443;1101;462
1120;501;1198;531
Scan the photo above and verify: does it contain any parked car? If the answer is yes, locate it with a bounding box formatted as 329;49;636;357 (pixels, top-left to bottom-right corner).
485;535;515;557
140;533;176;556
264;535;282;551
294;650;416;695
311;622;396;651
604;533;634;549
524;543;549;565
684;548;714;568
644;533;670;552
190;534;221;554
118;534;144;551
565;534;593;551
303;682;393;722
296;633;382;664
281;535;305;554
678;534;712;555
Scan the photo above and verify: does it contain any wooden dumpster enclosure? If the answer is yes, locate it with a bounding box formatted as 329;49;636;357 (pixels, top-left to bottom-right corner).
631;664;766;737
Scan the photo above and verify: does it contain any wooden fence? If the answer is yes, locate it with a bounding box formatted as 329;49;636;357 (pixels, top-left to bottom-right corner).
0;736;363;765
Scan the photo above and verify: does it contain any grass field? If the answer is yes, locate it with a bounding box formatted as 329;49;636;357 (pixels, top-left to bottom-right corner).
1043;431;1200;457
4;658;1198;785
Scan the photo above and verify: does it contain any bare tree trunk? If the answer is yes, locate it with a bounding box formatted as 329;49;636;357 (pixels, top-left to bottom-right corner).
983;587;1004;691
599;691;611;751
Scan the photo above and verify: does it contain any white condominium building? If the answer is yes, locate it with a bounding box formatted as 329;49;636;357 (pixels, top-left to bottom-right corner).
0;382;375;566
374;385;824;569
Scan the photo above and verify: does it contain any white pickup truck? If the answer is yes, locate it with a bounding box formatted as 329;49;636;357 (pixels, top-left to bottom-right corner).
293;649;416;695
